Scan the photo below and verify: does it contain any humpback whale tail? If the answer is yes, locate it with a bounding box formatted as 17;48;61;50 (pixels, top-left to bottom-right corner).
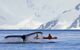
21;35;26;42
5;32;43;42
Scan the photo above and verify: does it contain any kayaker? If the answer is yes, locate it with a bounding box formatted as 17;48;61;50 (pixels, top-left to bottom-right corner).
47;34;53;39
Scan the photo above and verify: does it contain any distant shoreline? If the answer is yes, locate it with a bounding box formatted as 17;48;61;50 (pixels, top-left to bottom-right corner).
0;29;80;31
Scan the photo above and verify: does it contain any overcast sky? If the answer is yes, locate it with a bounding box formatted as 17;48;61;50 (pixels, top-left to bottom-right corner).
0;0;80;29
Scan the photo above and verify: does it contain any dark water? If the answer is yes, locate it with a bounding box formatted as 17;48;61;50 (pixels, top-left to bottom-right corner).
0;30;80;50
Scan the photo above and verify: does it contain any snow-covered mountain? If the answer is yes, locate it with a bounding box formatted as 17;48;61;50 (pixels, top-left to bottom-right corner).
38;3;80;29
0;0;80;29
68;15;80;29
38;19;58;29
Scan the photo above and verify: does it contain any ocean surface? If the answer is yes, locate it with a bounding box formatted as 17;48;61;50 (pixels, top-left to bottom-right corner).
0;30;80;50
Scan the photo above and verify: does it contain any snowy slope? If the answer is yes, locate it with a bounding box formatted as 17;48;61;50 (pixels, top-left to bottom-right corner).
68;15;80;29
0;19;42;29
68;3;80;29
38;19;58;29
38;3;80;29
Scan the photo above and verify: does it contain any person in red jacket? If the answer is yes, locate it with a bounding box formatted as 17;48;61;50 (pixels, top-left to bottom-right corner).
47;34;53;39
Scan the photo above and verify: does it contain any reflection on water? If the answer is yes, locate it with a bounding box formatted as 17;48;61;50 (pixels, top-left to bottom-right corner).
0;30;80;50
